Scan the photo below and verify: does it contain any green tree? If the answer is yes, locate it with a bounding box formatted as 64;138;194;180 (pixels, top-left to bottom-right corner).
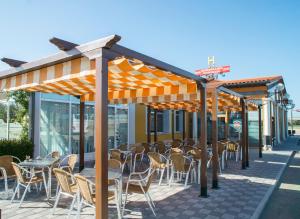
8;91;30;139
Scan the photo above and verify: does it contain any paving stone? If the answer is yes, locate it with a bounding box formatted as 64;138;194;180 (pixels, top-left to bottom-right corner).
0;149;293;219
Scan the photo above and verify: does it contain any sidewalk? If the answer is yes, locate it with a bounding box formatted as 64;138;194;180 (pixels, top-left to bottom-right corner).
260;141;300;219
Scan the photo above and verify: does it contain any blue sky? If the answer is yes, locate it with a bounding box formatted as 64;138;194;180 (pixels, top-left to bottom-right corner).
0;0;299;111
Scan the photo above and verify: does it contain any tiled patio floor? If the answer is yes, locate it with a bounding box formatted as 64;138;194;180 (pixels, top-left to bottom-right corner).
0;147;294;219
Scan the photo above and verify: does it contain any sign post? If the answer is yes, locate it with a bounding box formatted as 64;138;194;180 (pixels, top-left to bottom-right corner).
195;56;230;79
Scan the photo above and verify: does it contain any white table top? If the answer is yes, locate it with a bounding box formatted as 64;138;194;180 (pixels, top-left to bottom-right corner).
80;168;122;180
19;158;58;167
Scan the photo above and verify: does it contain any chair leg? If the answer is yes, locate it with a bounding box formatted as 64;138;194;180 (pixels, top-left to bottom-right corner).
18;184;30;208
184;172;190;188
198;162;201;184
11;182;20;203
68;195;77;218
52;190;61;215
4;177;8;198
144;192;156;216
122;183;130;216
77;199;83;219
169;169;174;187
114;188;122;219
159;168;165;186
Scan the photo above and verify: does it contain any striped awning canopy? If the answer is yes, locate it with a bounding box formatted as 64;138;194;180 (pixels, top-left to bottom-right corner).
0;35;257;112
0;55;257;112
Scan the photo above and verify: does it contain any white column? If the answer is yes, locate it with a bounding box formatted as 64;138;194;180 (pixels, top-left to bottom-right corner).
263;98;271;147
128;104;136;144
193;112;198;143
276;104;281;144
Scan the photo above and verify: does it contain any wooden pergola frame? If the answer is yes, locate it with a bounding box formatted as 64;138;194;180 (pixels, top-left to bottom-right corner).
0;35;256;218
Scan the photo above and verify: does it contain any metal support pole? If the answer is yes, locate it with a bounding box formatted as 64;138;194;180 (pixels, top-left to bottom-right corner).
258;105;263;158
182;110;186;141
154;109;157;142
147;106;151;144
245;106;249;167
79;100;85;172
241;98;247;169
171;110;175;140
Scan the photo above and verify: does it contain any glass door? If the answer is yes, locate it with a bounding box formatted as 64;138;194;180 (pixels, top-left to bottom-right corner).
115;107;128;147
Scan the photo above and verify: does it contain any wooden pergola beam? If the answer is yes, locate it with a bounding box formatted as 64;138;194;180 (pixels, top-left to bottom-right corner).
210;89;219;189
1;58;27;67
49;37;78;51
199;83;208;197
95;56;108;219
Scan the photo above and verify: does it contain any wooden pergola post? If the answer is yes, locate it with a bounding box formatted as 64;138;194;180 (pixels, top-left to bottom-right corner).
245;105;249;167
182;110;186;141
147;106;151;144
95;56;108;219
79;99;85;172
171;110;175;140
258;105;263;158
199;83;208;197
154;109;158;142
210;89;219;189
225;109;230;140
241;98;247;169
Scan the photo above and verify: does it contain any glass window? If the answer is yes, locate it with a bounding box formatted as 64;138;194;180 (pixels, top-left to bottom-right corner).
148;110;169;133
41;93;70;101
108;106;116;149
175;111;183;132
0;101;8;139
40;101;70;157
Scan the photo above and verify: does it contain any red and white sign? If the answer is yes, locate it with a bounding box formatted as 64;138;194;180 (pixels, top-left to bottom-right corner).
195;65;230;76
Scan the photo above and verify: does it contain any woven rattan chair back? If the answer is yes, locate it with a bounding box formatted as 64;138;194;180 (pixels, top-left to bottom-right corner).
75;174;95;205
170;154;186;172
188;148;201;160
118;144;128;151
108;159;122;169
156;141;166;154
227;141;238;152
148;152;161;169
53;168;74;194
11;162;25;184
171;140;181;148
68;154;77;172
110;149;122;161
141;143;151;154
0;156;15;177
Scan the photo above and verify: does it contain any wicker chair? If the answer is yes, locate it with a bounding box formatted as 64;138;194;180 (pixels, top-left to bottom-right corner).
58;154;77;173
218;142;227;172
109;149;132;172
75;174;121;219
131;145;145;172
45;151;60;159
11;162;47;208
148;152;170;185
123;168;157;216
0;155;21;197
52;168;78;217
169;153;194;187
108;159;122;186
187;148;201;184
118;144;128;151
155;141;166;154
171;139;182;148
226;141;240;162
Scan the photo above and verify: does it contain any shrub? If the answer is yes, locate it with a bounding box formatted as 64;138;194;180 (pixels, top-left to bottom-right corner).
0;138;34;161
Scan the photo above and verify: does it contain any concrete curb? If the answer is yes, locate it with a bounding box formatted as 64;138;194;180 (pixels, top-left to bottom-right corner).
251;151;295;219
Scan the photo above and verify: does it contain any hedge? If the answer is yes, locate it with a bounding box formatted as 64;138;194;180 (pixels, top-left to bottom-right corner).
0;138;34;161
